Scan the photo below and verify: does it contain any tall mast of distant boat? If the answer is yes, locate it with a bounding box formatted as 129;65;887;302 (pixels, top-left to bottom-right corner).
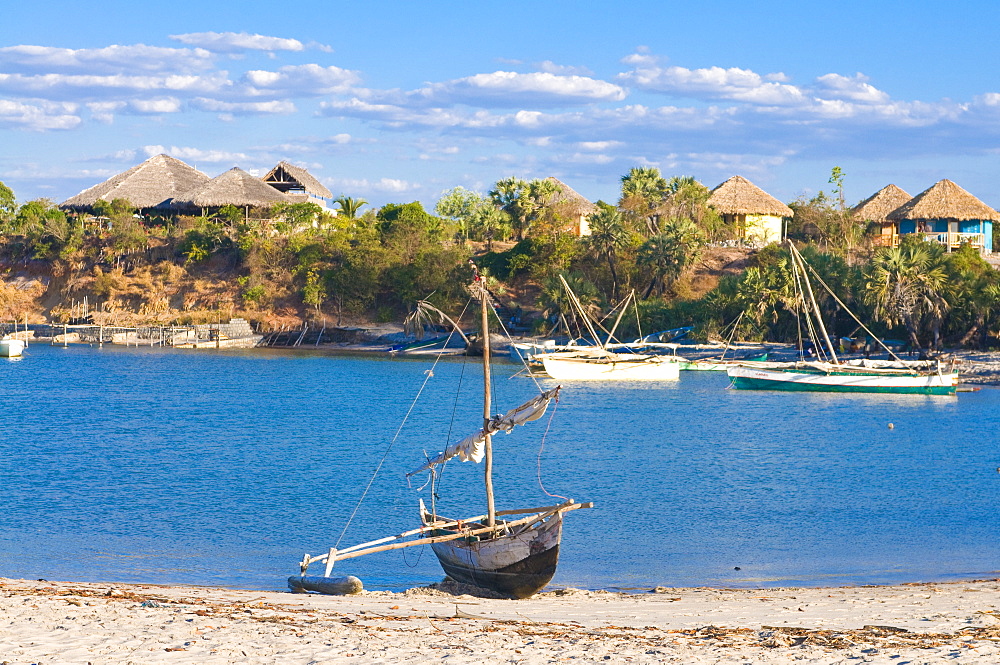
474;265;497;529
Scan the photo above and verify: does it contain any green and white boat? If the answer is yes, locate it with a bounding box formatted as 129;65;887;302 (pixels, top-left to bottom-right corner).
726;242;959;395
727;360;958;394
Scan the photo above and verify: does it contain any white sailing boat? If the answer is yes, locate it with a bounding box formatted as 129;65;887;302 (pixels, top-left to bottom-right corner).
726;242;959;395
291;265;592;598
538;277;682;381
0;336;25;358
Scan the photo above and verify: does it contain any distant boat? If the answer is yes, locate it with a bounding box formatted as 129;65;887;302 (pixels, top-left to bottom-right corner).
291;263;592;598
681;352;768;371
540;347;681;381
0;337;25;358
535;279;681;381
727;242;958;395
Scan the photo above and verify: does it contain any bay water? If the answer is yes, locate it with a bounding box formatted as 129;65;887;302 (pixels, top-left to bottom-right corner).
2;344;999;592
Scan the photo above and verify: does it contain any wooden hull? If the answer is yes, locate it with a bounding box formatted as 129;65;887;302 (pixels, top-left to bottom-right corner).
428;510;563;598
727;364;959;395
540;354;680;381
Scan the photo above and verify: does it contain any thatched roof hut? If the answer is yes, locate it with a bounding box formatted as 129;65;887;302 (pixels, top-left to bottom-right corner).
887;179;1000;222
173;167;293;210
61;154;210;211
543;176;597;236
852;184;912;223
543;177;596;215
263;161;333;199
706;175;793;216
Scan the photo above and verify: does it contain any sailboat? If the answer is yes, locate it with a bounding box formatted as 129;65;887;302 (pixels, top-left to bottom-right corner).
538;277;682;381
726;242;959;395
290;264;592;598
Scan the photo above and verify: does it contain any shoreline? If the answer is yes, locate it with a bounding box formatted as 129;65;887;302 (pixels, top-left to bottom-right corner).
3;577;1000;663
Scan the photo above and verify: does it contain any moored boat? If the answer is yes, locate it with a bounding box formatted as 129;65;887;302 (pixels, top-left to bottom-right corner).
728;361;958;394
726;242;959;395
291;263;592;598
0;337;25;358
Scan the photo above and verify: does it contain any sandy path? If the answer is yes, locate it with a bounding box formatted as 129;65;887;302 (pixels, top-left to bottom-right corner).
2;577;1000;663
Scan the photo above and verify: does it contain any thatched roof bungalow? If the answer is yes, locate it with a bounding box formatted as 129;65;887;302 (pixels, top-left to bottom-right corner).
263;161;332;208
851;184;912;247
542;176;597;236
61;154;210;212
706;175;792;247
173;167;292;215
887;179;999;253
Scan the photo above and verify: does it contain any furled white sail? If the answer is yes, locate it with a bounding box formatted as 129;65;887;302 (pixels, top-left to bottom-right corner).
408;387;560;476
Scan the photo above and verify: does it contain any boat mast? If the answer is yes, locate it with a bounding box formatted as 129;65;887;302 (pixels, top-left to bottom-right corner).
789;241;838;364
473;263;497;529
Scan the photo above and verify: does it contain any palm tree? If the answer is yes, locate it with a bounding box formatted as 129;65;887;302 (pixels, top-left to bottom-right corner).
470;204;511;251
334;196;367;220
619;167;668;235
585;207;630;300
537;273;602;338
636;218;705;298
863;240;949;351
488;177;529;240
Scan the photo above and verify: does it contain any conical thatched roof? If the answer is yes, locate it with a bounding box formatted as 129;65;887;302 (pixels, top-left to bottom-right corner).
263;161;333;198
706;175;793;216
851;184;912;223
173;167;293;208
544;176;597;215
61;154;210;210
887;179;1000;222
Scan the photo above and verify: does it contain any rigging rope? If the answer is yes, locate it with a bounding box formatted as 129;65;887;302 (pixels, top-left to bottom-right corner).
535;397;568;501
334;297;473;550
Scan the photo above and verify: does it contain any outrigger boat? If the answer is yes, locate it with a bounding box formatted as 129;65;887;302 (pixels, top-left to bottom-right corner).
291;264;592;598
537;277;682;381
726;242;959;395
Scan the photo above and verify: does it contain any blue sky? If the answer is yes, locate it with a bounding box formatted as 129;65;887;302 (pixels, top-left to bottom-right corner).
3;0;1000;212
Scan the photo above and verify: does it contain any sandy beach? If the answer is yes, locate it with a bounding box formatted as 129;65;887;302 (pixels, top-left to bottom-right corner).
3;577;1000;664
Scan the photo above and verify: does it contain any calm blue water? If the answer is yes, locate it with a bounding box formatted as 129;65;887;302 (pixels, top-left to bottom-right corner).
2;343;999;592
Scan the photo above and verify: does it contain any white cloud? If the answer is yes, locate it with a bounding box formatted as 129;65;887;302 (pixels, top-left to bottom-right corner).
141;145;250;163
0;71;230;99
0;98;80;130
86;101;127;123
192;98;296;115
130;98;182;114
411;70;626;108
241;64;361;96
577;140;624;151
0;44;214;74
536;61;593;76
620;64;805;105
329;177;416;193
814;73;890;103
169;32;305;53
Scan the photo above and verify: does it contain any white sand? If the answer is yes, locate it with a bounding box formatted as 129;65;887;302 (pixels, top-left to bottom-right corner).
2;577;1000;663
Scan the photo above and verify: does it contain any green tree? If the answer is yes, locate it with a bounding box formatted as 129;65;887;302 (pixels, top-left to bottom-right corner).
489;177;530;240
537;273;602;338
862;238;950;350
619;167;668;235
585;206;630;300
333;196;367;220
636;218;705;299
435;187;481;240
0;180;15;228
